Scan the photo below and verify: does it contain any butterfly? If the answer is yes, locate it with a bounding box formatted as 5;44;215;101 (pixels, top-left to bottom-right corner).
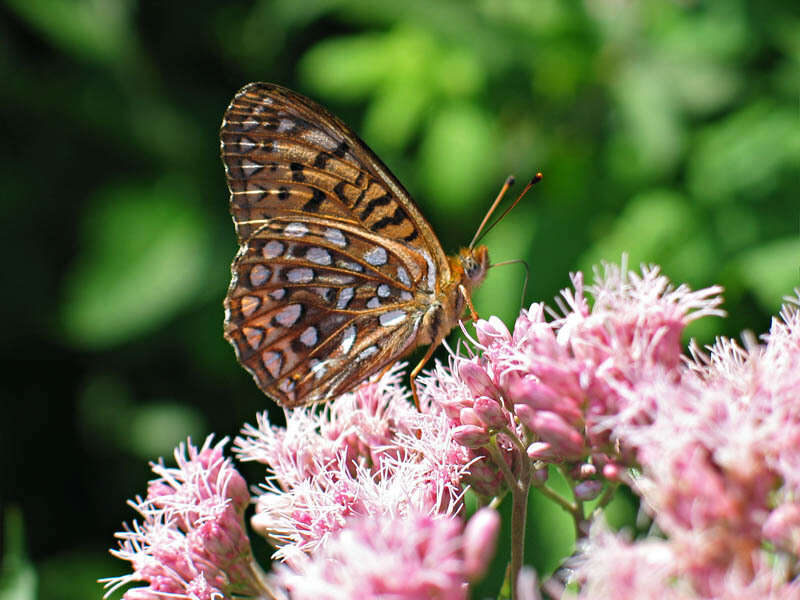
220;82;538;408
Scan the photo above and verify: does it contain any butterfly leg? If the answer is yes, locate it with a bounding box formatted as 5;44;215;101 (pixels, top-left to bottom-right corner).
458;284;480;321
409;343;440;411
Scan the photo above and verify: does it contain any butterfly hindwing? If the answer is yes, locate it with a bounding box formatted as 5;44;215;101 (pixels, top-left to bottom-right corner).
224;216;428;406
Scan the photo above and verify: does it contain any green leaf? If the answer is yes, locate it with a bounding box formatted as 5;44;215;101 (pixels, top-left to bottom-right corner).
419;103;497;215
526;468;576;577
609;60;685;180
434;46;484;98
0;507;36;600
77;374;206;459
60;178;211;349
299;30;408;100
5;0;137;65
580;190;716;286
362;80;431;150
735;238;800;313
38;552;115;600
127;402;207;459
601;485;639;532
689;102;800;204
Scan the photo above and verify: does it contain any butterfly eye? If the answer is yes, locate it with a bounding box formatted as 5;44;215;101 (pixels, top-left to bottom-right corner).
462;255;481;279
459;246;489;286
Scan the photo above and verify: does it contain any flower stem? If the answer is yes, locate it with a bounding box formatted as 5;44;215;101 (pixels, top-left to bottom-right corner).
595;481;619;510
248;557;281;599
487;437;518;490
533;480;577;515
509;477;530;600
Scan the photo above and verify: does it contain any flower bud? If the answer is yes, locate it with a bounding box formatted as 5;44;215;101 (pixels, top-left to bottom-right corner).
514;403;537;432
459;361;500;399
473;396;507;429
225;470;251;514
763;503;800;554
573;480;603;501
527;441;553;460
459;407;482;427
509;377;582;426
602;463;621;481
466;454;507;497
475;316;511;346
528;362;584;400
464;507;501;581
532;411;586;460
453;425;490;448
532;466;549;483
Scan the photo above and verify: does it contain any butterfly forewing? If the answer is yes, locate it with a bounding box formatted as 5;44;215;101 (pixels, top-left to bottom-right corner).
221;83;454;406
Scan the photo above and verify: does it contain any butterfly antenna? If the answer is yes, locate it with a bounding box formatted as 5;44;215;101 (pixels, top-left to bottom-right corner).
489;258;530;309
469;175;515;250
470;172;543;249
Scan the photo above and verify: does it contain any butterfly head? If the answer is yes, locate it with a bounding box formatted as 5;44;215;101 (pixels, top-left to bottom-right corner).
458;245;490;292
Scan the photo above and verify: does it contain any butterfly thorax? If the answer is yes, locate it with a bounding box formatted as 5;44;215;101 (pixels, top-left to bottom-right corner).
418;245;489;346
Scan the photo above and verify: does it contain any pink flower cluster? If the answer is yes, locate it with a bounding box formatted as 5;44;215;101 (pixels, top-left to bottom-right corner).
572;520;800;599
581;291;800;597
276;508;499;600
106;259;800;599
233;364;473;561
420;262;725;498
103;437;264;600
106;369;499;600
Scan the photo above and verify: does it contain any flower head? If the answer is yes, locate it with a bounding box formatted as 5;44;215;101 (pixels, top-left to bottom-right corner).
103;436;267;600
420;260;725;498
599;291;800;593
235;365;472;560
275;507;500;600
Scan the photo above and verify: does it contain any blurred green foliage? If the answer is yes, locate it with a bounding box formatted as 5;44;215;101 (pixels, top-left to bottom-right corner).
2;0;797;598
0;508;36;600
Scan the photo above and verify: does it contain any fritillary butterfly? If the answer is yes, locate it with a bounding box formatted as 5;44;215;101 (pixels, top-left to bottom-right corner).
220;82;536;408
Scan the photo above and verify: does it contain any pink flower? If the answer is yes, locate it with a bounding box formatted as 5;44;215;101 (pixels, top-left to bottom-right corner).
235;365;472;560
600;291;800;593
763;503;800;555
106;258;800;600
463;507;501;580
235;364;422;486
275;507;500;600
417;357;514;498
572;522;800;600
421;260;725;498
103;436;267;600
570;523;685;600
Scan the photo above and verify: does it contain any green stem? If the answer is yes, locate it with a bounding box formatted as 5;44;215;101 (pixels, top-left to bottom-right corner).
486;438;517;490
595;481;619;510
485;435;533;600
555;466;589;541
508;477;530;600
248;556;280;599
533;480;577;515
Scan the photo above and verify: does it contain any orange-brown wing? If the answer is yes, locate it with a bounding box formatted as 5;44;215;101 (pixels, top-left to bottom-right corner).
221;83;447;269
220;83;450;406
224;217;426;406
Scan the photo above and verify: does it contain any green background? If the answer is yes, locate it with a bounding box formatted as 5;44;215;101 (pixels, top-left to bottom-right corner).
1;1;797;598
